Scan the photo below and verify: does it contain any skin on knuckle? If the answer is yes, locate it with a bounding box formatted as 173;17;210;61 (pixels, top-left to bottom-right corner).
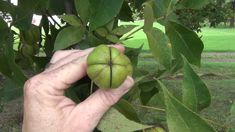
23;75;44;96
53;50;64;57
50;50;64;62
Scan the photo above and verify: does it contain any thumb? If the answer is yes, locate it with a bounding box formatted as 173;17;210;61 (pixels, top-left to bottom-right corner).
71;76;134;131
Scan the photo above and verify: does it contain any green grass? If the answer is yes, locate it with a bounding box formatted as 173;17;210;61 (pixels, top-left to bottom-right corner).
200;27;235;52
198;61;235;75
120;21;235;52
121;21;163;50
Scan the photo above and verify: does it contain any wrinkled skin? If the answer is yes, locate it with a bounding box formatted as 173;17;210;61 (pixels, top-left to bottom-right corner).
87;45;133;89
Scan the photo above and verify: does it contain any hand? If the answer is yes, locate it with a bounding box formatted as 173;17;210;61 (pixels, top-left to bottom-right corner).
22;45;134;132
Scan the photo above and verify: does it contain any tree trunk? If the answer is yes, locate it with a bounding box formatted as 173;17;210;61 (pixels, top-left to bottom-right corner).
230;0;235;27
230;16;235;27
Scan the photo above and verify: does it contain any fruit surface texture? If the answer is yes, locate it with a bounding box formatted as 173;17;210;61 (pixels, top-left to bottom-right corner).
87;45;132;89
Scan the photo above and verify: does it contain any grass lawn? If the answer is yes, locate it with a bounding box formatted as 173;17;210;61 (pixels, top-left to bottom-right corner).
200;27;235;52
120;21;235;52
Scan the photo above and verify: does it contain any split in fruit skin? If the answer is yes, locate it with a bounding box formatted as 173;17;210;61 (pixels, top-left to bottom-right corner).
87;45;133;89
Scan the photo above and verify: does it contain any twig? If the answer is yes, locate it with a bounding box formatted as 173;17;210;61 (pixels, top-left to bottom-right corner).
120;26;144;42
45;10;62;28
156;16;165;21
133;104;166;112
119;16;164;42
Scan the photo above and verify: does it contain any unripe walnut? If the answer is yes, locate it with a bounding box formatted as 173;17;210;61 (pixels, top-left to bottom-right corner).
87;45;133;89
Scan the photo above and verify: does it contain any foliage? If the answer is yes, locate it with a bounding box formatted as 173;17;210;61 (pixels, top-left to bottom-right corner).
176;0;235;32
0;0;228;131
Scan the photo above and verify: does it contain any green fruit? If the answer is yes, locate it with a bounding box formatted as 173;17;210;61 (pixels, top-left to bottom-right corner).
95;27;108;37
22;25;40;45
21;44;34;57
106;34;119;43
87;45;133;89
146;127;166;132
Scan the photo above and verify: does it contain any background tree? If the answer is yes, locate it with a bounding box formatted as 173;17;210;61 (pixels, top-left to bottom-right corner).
229;0;235;27
176;0;235;31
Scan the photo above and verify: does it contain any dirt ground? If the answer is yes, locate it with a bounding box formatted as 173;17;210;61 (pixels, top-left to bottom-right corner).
202;52;235;62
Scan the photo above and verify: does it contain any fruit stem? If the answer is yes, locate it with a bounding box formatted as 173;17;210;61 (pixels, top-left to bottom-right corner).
90;80;94;95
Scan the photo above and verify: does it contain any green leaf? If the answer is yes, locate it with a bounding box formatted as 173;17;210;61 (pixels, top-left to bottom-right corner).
143;1;155;32
226;102;235;132
65;87;81;103
95;27;109;37
166;21;203;66
33;56;50;71
139;80;157;93
0;19;26;101
59;15;82;27
143;2;172;69
231;102;235;116
18;0;37;10
105;19;115;32
0;1;15;14
147;90;165;110
154;0;177;18
182;56;211;112
144;28;172;69
152;0;178;19
133;0;145;11
74;0;90;24
89;0;124;31
54;26;84;51
114;99;140;122
2;78;23;102
139;81;159;105
112;25;137;36
97;108;151;132
133;69;150;83
176;0;212;9
105;34;119;43
13;0;41;30
125;45;143;68
0;18;7;29
170;58;184;74
158;81;216;132
47;0;66;15
138;79;160;105
0;19;27;85
13;7;33;30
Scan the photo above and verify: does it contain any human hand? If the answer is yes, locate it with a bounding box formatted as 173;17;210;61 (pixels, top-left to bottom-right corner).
22;45;134;132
